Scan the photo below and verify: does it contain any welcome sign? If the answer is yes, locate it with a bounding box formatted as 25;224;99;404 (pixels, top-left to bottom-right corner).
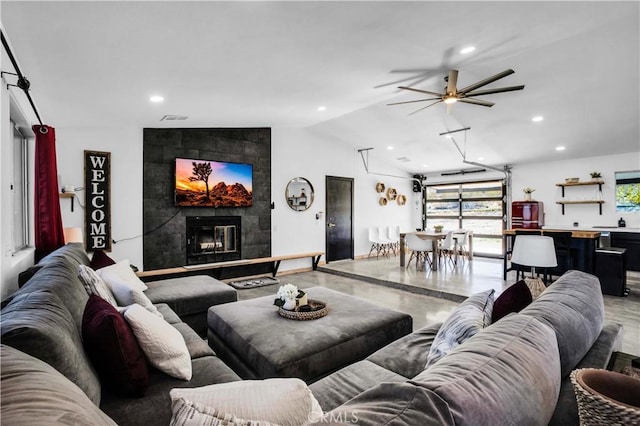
84;150;111;251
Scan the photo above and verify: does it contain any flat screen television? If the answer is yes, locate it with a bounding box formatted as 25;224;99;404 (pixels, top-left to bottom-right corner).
175;157;253;207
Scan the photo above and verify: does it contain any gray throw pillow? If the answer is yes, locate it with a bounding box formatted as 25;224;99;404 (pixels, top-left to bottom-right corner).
425;289;494;368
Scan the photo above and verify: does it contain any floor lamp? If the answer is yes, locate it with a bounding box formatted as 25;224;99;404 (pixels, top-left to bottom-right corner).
511;235;558;298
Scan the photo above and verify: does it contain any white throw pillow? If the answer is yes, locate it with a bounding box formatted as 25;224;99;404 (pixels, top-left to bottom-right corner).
171;398;278;426
107;276;163;318
97;259;148;291
123;304;191;380
77;264;118;308
170;378;323;426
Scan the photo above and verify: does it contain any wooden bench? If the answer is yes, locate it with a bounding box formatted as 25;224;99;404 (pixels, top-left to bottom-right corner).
137;252;324;279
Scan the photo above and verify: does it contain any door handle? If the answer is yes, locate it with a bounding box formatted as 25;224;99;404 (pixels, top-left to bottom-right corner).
328;223;336;228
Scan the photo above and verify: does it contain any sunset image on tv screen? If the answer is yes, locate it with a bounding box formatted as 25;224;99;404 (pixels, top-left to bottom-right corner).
175;158;253;207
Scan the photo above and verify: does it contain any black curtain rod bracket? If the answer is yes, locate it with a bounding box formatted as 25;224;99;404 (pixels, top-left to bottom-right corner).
1;29;45;129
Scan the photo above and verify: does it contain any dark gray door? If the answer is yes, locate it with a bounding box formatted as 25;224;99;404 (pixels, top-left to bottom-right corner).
326;176;354;262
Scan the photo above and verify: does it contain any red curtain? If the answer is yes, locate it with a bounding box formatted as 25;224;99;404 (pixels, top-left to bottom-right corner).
33;125;65;261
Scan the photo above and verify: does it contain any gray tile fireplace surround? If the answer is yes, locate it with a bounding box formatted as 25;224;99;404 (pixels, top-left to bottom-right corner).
142;128;272;271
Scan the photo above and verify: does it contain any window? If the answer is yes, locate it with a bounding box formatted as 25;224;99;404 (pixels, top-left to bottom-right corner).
615;171;640;212
425;180;506;256
11;120;29;252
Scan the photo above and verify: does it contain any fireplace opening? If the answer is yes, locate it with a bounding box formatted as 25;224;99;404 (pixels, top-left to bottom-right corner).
186;216;241;265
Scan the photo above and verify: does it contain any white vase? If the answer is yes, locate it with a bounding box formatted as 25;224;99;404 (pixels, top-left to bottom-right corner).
282;299;296;311
524;193;532;201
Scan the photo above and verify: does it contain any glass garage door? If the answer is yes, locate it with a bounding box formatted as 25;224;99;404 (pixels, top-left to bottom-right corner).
425;180;506;257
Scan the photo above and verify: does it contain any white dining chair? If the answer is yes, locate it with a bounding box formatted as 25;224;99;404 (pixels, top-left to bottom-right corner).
368;226;385;258
405;233;434;270
439;231;457;267
387;225;401;255
455;229;472;262
378;226;396;256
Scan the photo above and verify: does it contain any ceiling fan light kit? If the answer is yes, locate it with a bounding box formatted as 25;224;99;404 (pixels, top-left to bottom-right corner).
389;68;525;114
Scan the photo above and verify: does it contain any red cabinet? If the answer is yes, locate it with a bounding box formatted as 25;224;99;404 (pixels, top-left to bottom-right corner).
512;201;544;229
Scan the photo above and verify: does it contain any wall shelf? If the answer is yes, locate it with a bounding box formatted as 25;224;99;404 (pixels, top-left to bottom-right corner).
556;180;604;196
556;180;604;215
59;192;75;212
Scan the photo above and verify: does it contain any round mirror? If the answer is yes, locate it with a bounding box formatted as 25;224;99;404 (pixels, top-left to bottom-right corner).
286;177;314;211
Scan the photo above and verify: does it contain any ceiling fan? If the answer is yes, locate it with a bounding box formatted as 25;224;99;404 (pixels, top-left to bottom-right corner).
388;69;524;115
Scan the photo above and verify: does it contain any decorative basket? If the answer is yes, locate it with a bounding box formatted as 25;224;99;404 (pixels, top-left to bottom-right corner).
571;368;640;426
278;299;328;321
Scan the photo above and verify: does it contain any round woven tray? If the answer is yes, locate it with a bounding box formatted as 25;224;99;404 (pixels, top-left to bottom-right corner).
278;299;328;321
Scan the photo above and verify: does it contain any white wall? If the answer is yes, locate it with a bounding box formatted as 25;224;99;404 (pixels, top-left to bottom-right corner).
56;126;144;268
271;127;415;268
511;152;640;228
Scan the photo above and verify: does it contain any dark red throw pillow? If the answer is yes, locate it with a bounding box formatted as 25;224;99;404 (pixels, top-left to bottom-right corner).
491;280;533;323
90;250;116;270
82;294;148;397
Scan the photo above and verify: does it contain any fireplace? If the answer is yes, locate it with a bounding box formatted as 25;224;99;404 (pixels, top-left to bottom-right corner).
186;216;241;265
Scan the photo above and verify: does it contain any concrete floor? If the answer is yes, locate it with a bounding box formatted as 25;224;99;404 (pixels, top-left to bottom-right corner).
232;256;639;356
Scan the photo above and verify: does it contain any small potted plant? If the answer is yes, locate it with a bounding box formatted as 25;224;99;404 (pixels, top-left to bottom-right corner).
590;172;602;180
433;225;444;233
523;187;535;201
274;284;307;311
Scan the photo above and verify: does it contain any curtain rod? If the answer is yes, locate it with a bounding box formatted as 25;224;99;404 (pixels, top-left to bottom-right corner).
1;29;46;131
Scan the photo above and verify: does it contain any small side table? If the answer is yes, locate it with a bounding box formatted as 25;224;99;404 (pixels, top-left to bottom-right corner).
608;351;640;379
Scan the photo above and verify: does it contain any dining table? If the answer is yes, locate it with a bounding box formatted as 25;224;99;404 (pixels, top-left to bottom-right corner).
399;230;473;271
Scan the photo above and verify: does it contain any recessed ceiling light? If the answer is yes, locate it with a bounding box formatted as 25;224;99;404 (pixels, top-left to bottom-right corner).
460;46;476;54
387;146;394;150
317;106;326;112
556;146;566;151
423;164;430;168
478;157;485;161
149;95;164;103
445;134;453;139
532;116;544;122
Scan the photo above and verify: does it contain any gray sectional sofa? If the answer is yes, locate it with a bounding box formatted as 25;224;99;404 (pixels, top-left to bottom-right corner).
310;270;623;425
0;243;241;425
0;243;624;426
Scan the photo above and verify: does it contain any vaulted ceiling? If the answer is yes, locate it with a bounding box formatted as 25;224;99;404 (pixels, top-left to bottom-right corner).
2;1;638;173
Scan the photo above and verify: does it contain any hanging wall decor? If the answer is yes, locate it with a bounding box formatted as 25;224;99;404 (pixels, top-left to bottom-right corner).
376;182;386;193
397;194;407;206
387;187;397;200
84;150;111;251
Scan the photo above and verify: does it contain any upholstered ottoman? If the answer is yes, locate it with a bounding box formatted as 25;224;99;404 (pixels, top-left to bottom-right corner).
144;275;237;336
207;286;413;383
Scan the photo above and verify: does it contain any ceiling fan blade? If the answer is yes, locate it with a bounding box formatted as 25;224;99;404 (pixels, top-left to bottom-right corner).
447;70;458;95
408;100;443;116
458;98;495;107
463;85;525;97
387;98;442;106
458;69;515;95
398;86;444;97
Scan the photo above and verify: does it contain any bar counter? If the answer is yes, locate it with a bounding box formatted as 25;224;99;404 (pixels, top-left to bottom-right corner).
503;228;600;280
